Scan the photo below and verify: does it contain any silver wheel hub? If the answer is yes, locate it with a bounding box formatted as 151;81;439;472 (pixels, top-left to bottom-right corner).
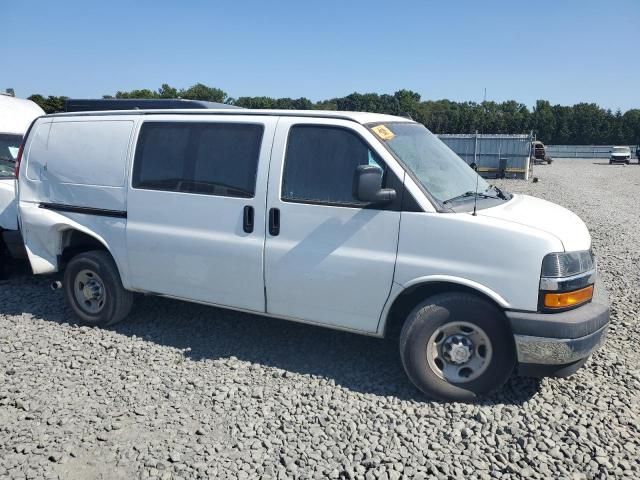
426;321;493;384
82;279;103;301
444;335;473;364
73;269;106;314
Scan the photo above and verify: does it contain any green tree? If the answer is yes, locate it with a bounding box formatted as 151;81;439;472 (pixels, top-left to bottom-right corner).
28;94;68;113
179;83;227;103
622;109;640;145
234;96;276;109
114;89;158;99
314;98;338;110
394;89;421;117
532;100;556;142
158;84;178;98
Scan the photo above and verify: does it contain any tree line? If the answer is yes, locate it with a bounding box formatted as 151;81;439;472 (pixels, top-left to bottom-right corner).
27;83;640;145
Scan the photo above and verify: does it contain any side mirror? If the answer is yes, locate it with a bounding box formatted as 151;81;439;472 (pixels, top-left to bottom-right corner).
354;165;396;204
470;162;478;171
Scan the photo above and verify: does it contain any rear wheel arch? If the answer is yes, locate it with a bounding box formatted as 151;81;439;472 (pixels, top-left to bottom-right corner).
60;229;108;261
57;229;127;284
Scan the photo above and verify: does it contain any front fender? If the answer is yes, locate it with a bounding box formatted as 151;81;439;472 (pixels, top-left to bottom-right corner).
402;275;510;307
377;276;511;336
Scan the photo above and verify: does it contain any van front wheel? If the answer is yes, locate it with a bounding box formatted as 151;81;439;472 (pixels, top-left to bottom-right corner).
63;250;134;327
399;293;515;401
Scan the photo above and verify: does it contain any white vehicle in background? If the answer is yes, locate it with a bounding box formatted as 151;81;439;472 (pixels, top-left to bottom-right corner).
609;146;631;164
0;94;44;267
15;103;609;401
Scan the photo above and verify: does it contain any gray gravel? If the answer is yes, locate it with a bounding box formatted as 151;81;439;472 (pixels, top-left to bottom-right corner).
1;158;639;479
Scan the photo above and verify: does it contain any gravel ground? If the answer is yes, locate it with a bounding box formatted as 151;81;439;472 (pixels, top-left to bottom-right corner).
1;158;639;479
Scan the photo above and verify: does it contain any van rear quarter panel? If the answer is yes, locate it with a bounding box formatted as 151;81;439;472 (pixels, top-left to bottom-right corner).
19;117;137;279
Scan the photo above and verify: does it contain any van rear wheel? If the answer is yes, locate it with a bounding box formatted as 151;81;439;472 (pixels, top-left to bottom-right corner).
399;293;515;401
63;250;134;327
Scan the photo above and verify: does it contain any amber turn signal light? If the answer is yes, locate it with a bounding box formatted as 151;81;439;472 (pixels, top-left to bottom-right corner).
544;285;594;309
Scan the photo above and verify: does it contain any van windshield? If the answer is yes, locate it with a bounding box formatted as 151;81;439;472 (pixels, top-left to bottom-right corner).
370;122;491;205
0;133;22;178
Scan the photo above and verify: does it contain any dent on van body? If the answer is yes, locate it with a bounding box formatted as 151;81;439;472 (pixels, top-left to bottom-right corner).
18;203;130;280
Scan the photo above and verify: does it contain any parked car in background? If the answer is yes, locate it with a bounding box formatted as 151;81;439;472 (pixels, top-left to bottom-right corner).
16;105;609;401
0;94;44;271
609;146;631;164
531;140;552;165
636;146;640;161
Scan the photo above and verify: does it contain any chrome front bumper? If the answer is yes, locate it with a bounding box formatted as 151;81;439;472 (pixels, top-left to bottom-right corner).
506;278;610;366
513;323;608;365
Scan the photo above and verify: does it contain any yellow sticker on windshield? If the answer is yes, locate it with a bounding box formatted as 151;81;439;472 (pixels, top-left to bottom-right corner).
371;125;395;141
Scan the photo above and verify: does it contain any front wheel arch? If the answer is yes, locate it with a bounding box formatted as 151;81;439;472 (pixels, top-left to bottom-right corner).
383;280;512;339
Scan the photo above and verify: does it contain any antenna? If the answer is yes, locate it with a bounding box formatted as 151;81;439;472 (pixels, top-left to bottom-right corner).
472;160;480;216
472;88;487;216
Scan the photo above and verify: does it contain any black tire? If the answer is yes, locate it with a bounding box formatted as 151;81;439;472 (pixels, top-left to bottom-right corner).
399;293;515;401
63;250;134;327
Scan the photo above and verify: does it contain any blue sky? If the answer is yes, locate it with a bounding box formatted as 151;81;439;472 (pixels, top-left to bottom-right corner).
4;0;639;110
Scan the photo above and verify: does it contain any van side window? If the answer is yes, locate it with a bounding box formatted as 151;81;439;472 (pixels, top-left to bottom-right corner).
282;125;386;206
133;122;263;198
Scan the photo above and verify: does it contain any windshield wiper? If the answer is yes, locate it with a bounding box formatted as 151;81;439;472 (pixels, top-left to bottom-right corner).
443;191;496;204
487;184;508;200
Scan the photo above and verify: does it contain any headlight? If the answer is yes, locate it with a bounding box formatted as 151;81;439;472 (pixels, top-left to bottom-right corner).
540;251;596;310
541;251;594;277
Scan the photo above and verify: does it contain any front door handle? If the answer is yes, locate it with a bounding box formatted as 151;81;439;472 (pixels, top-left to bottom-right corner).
243;205;254;233
269;208;280;236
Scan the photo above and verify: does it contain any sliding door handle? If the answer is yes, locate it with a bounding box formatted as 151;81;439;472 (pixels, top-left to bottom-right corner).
243;205;254;233
268;208;280;236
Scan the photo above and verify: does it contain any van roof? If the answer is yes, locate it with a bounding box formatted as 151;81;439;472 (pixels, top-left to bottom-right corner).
45;108;414;125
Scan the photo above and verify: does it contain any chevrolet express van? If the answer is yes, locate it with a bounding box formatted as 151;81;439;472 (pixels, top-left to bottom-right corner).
16;108;609;401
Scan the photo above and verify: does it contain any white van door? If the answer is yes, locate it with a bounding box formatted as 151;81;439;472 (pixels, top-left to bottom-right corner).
126;117;276;312
264;118;402;333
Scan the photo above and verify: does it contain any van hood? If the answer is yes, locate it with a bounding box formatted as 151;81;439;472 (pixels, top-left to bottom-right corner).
477;194;590;251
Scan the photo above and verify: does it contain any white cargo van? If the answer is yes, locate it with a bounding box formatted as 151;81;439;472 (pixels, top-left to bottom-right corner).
16;108;609;400
0;94;45;267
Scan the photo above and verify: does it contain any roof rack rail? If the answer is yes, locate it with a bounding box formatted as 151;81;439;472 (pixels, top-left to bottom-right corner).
64;98;242;112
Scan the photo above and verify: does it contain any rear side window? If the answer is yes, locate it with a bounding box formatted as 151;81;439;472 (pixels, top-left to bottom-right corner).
133;122;263;198
282;125;385;205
